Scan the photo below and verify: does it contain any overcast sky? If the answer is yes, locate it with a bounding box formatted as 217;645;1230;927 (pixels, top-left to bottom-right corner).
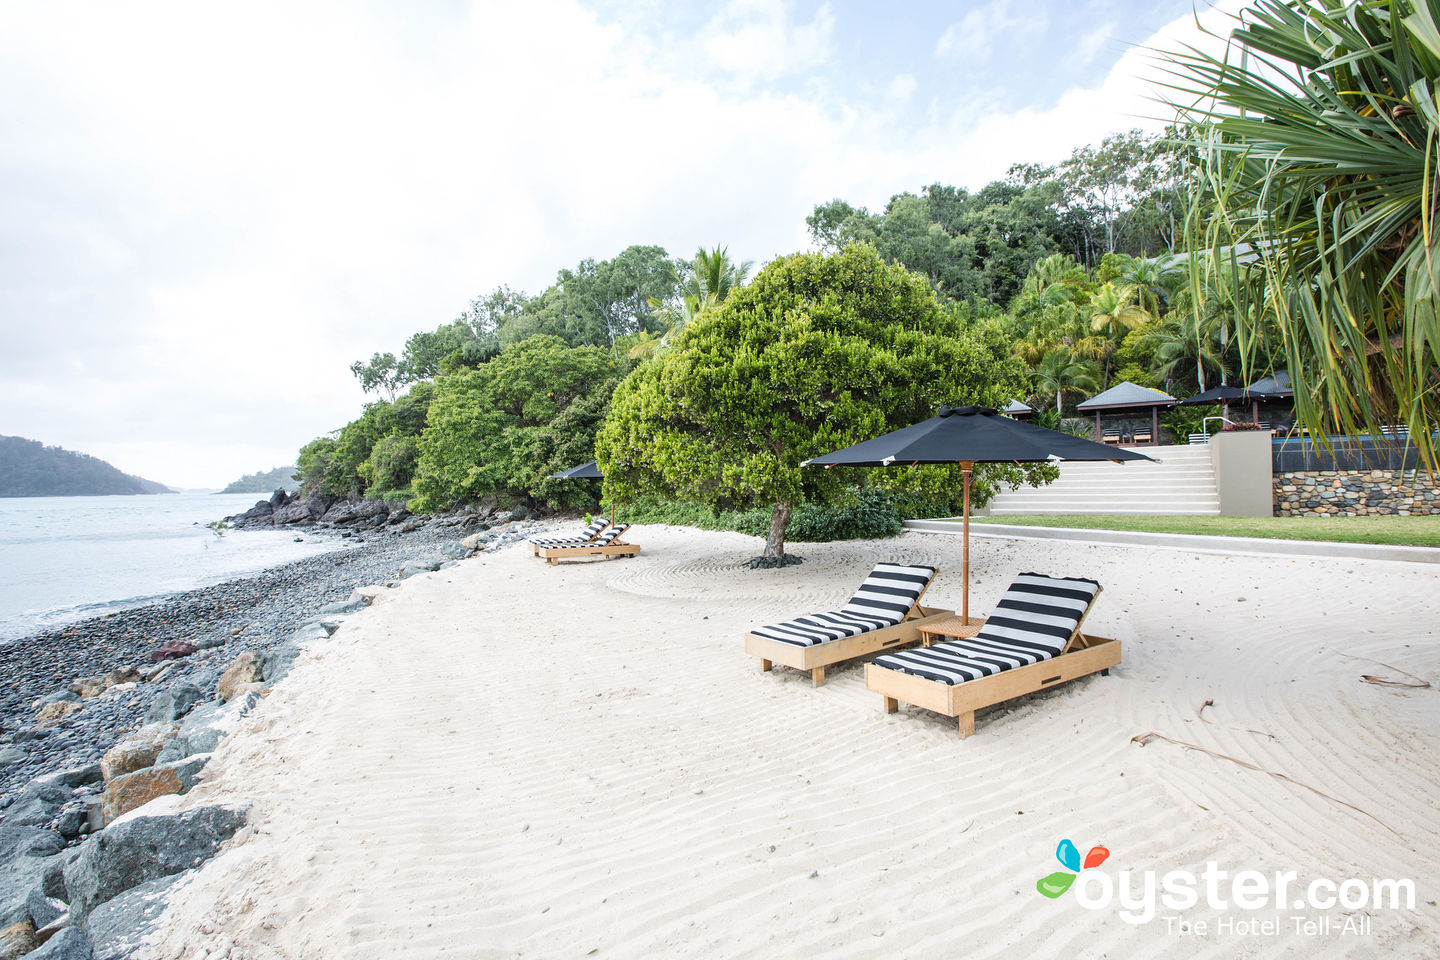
0;0;1243;490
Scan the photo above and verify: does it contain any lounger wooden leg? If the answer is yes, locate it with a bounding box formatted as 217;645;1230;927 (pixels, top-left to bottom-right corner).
761;659;772;672
811;666;825;687
957;712;975;738
883;696;898;714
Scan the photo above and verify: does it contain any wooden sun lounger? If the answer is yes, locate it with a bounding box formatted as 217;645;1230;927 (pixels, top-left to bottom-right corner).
536;524;640;564
865;574;1119;737
745;563;955;687
529;518;609;555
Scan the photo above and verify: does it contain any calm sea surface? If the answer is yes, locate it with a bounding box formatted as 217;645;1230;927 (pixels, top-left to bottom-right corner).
0;493;345;644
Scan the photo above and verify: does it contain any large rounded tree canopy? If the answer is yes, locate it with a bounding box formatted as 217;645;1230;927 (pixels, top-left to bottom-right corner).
597;245;1029;558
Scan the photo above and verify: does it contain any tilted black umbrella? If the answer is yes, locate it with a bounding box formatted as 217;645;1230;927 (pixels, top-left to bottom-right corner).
546;461;603;480
546;461;610;523
803;406;1156;624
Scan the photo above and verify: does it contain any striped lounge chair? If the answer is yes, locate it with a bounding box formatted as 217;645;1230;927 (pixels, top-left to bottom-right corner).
530;519;609;555
535;524;640;564
866;573;1119;737
745;563;954;687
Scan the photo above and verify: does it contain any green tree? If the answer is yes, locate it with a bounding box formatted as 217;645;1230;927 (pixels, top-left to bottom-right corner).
1031;347;1101;415
411;336;619;510
596;246;1028;560
1169;0;1440;464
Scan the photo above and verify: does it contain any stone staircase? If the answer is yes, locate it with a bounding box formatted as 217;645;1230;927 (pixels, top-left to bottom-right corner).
984;444;1221;516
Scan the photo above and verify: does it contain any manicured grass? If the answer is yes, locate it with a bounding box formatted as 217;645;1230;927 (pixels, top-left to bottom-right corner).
939;514;1440;547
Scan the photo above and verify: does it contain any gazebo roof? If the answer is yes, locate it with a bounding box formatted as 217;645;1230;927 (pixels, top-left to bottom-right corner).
1002;399;1033;415
1244;369;1293;397
1076;381;1176;412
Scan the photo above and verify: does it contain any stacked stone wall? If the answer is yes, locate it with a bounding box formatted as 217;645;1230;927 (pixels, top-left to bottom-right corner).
1272;470;1440;517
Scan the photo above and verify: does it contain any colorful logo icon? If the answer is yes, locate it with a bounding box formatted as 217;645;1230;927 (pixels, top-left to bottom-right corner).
1036;839;1110;898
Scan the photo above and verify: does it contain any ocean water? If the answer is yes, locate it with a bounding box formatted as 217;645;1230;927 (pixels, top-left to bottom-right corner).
0;493;347;644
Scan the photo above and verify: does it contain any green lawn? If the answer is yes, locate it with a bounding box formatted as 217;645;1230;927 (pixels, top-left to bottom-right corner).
939;514;1440;548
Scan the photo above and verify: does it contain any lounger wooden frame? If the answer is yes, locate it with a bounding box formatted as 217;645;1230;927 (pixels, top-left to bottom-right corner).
865;586;1119;737
745;573;955;687
536;535;640;564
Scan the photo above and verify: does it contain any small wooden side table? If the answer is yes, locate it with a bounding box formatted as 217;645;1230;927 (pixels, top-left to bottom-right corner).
918;615;986;647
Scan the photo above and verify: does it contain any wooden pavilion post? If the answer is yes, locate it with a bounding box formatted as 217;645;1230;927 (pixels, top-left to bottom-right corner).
1094;411;1101;441
1151;406;1160;446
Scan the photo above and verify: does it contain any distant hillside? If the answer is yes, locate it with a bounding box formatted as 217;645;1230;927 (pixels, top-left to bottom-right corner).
218;465;298;495
0;436;174;497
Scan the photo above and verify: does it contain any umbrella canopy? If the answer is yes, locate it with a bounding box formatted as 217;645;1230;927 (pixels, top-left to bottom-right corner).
546;460;609;522
1175;384;1255;407
803;406;1158;468
804;406;1155;623
546;461;603;480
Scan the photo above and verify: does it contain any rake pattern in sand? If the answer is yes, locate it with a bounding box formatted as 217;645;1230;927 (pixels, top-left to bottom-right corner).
150;527;1440;958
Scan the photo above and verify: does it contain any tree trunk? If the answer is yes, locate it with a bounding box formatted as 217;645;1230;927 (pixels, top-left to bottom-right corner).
764;502;792;560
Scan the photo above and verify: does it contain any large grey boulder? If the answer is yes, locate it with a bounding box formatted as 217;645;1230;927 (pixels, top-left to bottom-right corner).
22;926;92;959
1;764;95;829
144;684;202;723
82;873;183;960
318;598;366;616
259;643;301;685
156;691;259;762
0;825;63;927
26;886;65;929
63;805;248;920
437;541;468;560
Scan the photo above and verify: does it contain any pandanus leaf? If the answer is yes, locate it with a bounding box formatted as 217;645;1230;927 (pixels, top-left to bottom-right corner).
1036;872;1076;898
1056;838;1081;872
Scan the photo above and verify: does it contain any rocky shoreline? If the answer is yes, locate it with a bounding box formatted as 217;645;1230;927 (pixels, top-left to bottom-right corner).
0;496;569;958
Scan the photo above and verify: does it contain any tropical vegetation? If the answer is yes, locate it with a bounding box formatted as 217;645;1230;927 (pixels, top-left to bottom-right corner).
294;2;1440;551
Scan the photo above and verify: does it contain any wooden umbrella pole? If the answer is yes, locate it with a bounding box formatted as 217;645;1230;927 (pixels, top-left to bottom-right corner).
962;461;973;624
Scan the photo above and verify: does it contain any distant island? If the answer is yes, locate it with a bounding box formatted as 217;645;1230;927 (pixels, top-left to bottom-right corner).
218;465;298;495
0;435;174;497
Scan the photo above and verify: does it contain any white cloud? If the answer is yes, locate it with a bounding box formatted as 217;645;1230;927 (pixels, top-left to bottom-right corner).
0;0;1250;488
887;73;918;101
703;0;835;82
935;0;1034;61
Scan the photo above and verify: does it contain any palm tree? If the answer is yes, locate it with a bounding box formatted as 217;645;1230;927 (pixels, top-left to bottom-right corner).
684;246;754;308
1166;0;1440;466
641;245;753;358
1032;347;1101;415
1089;282;1153;384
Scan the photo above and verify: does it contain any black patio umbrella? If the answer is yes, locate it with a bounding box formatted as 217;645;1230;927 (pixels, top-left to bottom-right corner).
547;461;603;480
546;461;610;522
803;406;1156;624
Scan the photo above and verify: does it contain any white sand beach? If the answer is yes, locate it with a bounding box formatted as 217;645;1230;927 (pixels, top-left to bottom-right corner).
147;525;1440;958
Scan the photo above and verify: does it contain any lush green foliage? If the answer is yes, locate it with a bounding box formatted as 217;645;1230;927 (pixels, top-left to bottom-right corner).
296;382;436;499
597;246;1030;555
411;337;624;511
0;436;172;497
1168;0;1440;466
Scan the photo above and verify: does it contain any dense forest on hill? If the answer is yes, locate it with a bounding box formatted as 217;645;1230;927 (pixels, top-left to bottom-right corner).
218;466;298;495
0;436;173;497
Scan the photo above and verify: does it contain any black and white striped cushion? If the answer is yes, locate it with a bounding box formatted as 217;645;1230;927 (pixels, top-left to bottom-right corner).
592;524;628;545
530;519;608;547
750;563;936;648
873;573;1100;685
840;563;937;621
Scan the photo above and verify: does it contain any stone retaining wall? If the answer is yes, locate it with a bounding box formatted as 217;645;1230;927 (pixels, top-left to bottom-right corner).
1273;470;1440;516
